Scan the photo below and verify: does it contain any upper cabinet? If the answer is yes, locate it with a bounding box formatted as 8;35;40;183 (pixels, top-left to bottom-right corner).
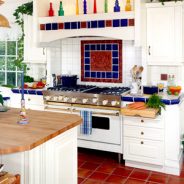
33;0;145;46
146;2;183;65
24;15;47;64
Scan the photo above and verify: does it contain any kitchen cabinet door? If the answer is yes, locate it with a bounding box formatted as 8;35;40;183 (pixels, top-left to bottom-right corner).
146;3;183;65
24;15;47;64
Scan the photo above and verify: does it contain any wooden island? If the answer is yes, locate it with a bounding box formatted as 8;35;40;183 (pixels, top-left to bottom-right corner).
0;109;82;184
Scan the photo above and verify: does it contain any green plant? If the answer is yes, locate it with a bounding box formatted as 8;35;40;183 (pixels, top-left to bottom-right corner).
0;94;4;106
146;94;165;114
13;1;33;72
150;0;183;5
24;75;34;83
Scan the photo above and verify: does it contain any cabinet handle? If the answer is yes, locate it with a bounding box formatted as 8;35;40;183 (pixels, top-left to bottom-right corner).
148;46;151;55
141;132;144;135
141;119;144;123
43;48;45;55
141;141;144;145
28;98;31;101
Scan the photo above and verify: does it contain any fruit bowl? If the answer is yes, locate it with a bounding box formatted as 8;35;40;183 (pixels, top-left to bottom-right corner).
167;86;181;95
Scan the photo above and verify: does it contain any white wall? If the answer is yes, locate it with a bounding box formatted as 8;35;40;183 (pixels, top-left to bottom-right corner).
47;37;142;87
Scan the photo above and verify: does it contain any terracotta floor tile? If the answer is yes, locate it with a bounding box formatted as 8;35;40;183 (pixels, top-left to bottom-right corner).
112;167;133;177
125;178;146;184
78;160;86;167
168;177;184;184
148;172;169;184
78;177;85;184
129;170;150;180
96;164;117;174
81;161;100;170
78;168;93;178
105;174;127;183
83;179;104;184
89;171;109;181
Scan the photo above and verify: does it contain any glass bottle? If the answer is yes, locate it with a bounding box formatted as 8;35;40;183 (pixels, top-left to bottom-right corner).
125;0;132;11
83;0;87;14
49;2;54;16
58;1;64;16
93;0;97;13
114;0;120;12
104;0;108;13
76;0;79;15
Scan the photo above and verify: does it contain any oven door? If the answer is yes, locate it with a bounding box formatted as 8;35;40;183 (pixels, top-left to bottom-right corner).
73;107;121;145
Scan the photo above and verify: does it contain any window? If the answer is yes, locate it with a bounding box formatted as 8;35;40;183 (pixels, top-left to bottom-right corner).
0;41;22;87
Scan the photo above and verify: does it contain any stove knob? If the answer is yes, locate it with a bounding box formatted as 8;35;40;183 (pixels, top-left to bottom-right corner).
58;96;63;101
45;96;51;101
111;101;117;106
92;98;98;103
53;96;58;101
72;98;77;103
83;99;88;104
64;97;69;102
102;100;108;105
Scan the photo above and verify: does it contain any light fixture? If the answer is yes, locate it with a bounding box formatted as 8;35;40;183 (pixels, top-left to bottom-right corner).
0;0;10;28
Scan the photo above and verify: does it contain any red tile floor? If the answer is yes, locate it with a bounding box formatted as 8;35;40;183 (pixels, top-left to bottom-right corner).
78;148;184;184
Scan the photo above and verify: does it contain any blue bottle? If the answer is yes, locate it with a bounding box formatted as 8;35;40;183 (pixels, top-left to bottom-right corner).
83;0;87;14
114;0;120;12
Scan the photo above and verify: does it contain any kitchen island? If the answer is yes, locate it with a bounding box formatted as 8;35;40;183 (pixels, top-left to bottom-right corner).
0;109;82;184
121;93;184;175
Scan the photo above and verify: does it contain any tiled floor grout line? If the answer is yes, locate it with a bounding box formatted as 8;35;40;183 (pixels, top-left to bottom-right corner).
123;168;135;184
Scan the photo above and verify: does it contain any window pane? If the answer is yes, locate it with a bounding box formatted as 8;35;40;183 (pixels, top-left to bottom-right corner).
17;72;22;87
7;41;16;55
0;57;5;70
0;72;5;85
7;72;16;86
0;41;5;55
7;57;16;71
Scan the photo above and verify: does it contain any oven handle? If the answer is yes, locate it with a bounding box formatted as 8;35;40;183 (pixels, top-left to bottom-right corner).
44;106;71;112
72;109;120;116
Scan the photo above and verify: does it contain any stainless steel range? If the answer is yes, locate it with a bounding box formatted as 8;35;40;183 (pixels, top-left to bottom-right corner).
42;85;130;108
42;85;130;158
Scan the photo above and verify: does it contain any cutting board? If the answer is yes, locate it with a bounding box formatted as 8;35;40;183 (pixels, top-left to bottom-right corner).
121;107;159;118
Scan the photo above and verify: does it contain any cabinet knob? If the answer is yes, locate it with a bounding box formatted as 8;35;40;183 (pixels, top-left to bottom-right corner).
141;119;144;123
148;46;151;55
28;98;31;101
141;132;144;135
141;141;144;145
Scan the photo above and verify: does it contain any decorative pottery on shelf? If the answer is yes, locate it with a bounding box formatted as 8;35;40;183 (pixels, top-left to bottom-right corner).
83;0;87;14
48;2;54;16
114;0;120;12
58;1;64;16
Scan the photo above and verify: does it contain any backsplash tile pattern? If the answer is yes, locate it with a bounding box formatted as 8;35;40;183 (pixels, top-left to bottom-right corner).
81;40;122;83
40;19;134;31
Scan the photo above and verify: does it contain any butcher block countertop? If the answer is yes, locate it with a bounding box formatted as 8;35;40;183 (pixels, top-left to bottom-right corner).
0;109;82;154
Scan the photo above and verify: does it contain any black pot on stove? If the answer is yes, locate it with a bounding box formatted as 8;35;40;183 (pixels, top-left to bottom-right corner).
61;75;78;87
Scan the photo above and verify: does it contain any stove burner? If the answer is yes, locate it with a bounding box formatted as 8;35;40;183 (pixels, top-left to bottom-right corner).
47;85;130;96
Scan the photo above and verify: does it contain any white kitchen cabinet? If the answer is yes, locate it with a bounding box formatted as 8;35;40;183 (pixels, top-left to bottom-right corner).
146;2;183;65
1;127;78;184
24;15;47;64
123;116;164;166
10;93;44;111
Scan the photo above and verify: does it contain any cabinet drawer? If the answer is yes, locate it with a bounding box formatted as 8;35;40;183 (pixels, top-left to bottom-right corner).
25;95;44;106
124;125;164;141
123;116;164;129
124;137;164;165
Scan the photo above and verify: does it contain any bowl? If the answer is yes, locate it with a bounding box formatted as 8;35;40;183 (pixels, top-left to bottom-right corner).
168;86;181;95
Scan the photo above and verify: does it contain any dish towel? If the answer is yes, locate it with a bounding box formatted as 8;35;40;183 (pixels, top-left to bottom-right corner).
80;110;92;135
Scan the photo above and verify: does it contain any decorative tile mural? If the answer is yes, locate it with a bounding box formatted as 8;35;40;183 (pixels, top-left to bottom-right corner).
81;40;122;83
40;19;134;31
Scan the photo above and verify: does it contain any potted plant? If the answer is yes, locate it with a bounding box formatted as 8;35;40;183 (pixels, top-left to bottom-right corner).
0;93;9;112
